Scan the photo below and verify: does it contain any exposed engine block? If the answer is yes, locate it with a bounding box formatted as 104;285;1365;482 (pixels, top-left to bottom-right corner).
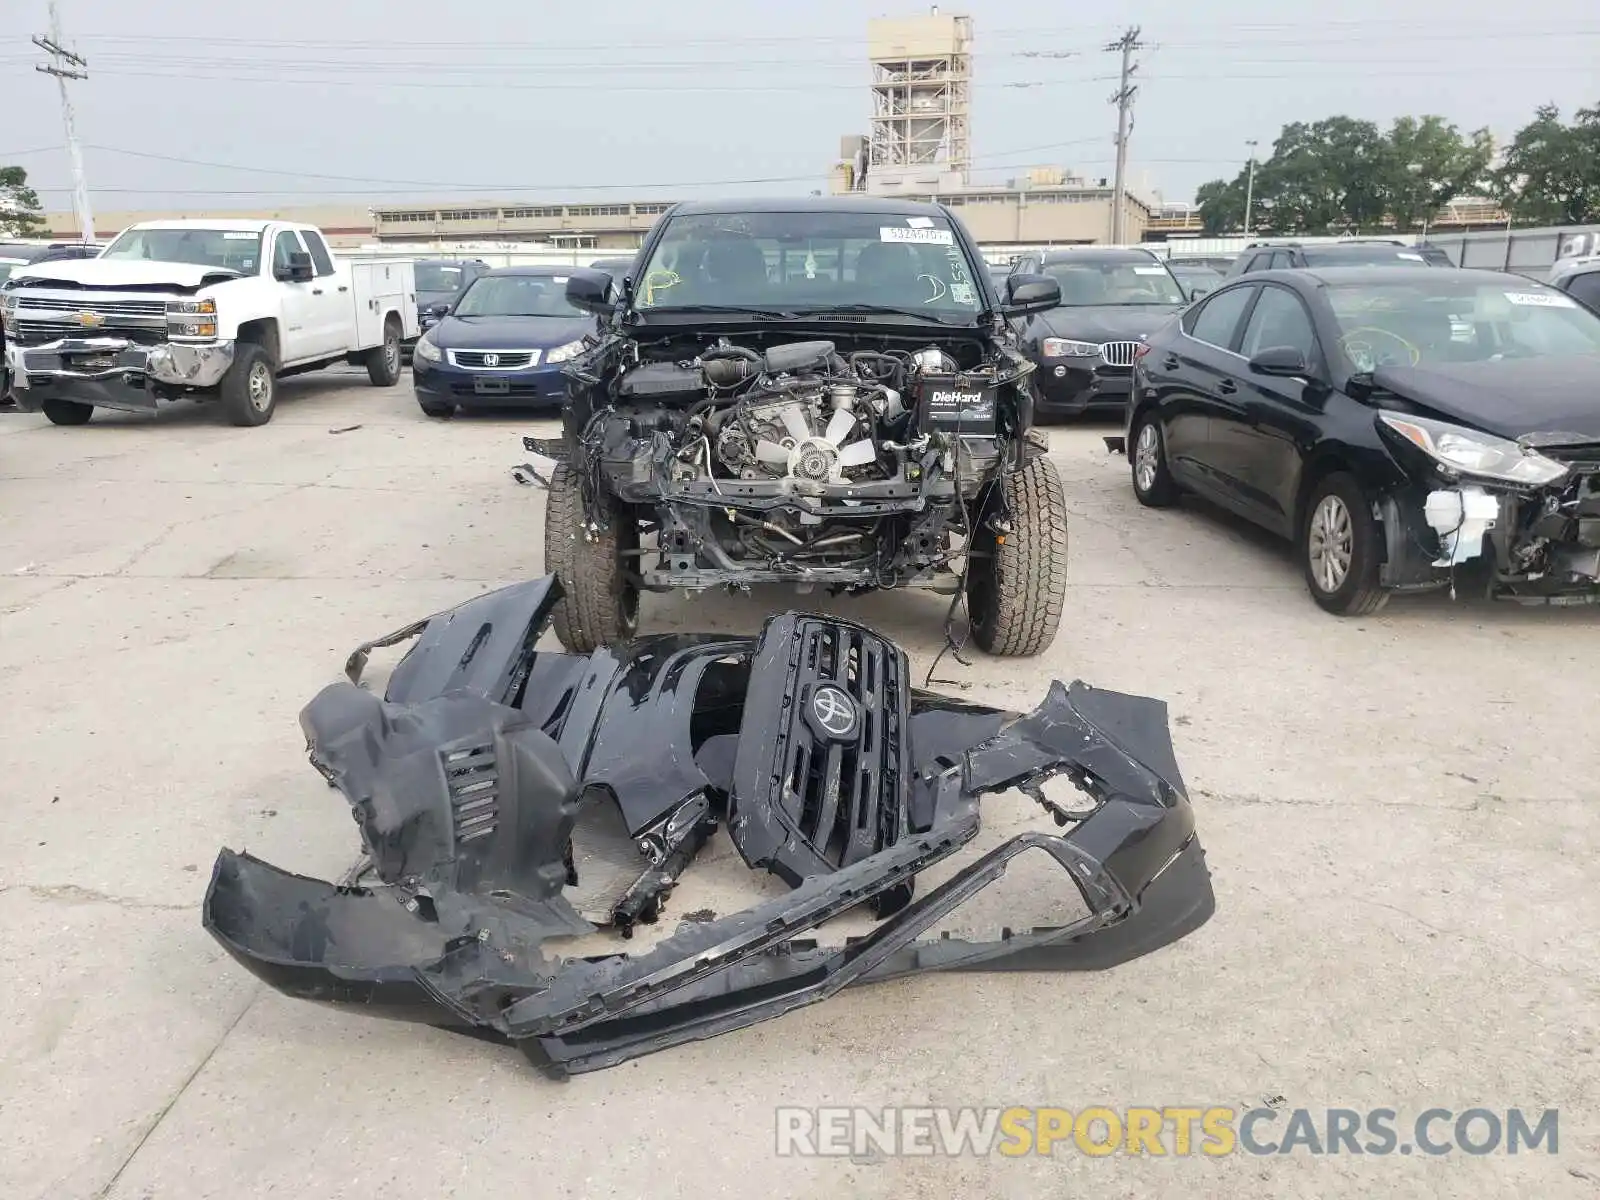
712;388;879;483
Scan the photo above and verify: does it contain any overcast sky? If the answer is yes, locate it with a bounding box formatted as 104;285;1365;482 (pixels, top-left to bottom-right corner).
1;0;1595;215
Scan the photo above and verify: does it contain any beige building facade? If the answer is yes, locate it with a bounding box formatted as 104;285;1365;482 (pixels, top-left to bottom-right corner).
44;190;1151;251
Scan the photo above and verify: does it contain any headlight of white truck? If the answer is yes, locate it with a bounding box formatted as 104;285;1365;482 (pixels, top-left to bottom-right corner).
166;297;217;340
414;333;442;363
544;338;587;364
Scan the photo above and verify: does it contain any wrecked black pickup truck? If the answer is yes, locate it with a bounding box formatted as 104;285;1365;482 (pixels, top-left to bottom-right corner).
203;576;1212;1078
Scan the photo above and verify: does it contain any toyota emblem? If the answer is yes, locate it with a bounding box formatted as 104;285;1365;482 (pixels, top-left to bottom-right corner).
482;353;499;367
810;685;858;740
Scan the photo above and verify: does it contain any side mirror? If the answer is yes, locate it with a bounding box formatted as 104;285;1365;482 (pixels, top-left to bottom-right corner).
565;270;615;316
276;251;314;283
1248;346;1310;377
427;302;451;317
1188;286;1211;301
1003;273;1061;315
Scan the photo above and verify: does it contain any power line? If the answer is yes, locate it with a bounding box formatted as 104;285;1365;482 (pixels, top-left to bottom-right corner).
31;1;92;240
26;26;1594;68
62;16;1579;51
15;136;1114;199
36;67;1105;93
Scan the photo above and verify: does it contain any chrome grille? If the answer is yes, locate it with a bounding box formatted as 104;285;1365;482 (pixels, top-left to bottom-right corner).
20;296;167;319
12;320;164;347
1099;341;1143;367
448;349;539;370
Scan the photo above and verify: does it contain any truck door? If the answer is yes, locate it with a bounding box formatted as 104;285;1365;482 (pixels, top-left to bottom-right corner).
271;230;322;363
298;229;350;356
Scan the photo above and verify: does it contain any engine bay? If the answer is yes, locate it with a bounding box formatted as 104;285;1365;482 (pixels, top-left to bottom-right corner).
605;336;1015;495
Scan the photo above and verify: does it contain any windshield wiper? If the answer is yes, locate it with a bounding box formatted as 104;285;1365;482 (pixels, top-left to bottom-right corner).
633;304;804;320
789;304;971;324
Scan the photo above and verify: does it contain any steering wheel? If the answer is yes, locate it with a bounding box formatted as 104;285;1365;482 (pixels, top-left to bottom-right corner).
640;269;682;307
1338;326;1420;371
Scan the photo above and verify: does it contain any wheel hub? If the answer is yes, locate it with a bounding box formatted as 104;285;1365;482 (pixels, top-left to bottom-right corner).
1134;423;1160;492
248;363;272;411
1308;495;1354;592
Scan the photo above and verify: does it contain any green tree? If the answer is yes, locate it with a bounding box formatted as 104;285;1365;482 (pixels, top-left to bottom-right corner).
1261;117;1389;233
1;165;47;237
1493;103;1600;225
1194;174;1247;235
1379;116;1493;231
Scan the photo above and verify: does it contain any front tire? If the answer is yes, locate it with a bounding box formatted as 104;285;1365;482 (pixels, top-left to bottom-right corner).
220;344;277;426
965;455;1069;657
1130;411;1179;507
544;460;640;653
365;317;402;386
417;396;454;418
1301;472;1388;616
42;400;94;426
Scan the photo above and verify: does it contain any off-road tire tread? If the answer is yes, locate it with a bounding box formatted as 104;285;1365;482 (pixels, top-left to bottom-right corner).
544;460;636;652
969;455;1069;656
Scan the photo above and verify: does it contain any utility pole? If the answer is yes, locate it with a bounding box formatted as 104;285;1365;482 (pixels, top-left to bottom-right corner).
1242;140;1259;235
33;2;93;242
1105;26;1143;244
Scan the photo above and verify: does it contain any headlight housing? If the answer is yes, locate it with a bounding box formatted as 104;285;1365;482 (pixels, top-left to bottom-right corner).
413;332;442;364
545;338;587;364
1378;412;1570;487
165;296;217;340
1042;337;1101;358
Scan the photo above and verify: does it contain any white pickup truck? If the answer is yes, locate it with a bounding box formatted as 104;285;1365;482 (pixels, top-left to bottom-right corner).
1;219;418;426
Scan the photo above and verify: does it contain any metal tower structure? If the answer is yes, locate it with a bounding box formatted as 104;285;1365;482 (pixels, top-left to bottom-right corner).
865;10;973;190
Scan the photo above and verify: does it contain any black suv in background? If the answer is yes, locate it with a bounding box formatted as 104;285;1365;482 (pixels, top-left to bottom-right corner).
1008;247;1189;418
1230;239;1452;275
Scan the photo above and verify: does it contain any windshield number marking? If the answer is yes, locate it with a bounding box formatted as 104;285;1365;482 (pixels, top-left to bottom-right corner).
1504;291;1575;307
880;226;954;245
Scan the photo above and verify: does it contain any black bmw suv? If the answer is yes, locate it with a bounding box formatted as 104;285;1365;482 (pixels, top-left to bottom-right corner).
1008;248;1188;418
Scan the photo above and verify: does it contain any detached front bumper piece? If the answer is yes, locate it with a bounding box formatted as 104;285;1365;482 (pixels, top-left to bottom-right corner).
6;337;234;412
203;576;1213;1078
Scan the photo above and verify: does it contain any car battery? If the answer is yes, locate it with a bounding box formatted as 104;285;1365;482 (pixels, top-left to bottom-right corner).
914;374;999;435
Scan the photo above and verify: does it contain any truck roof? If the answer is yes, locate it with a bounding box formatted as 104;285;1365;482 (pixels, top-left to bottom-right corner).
123;218;300;234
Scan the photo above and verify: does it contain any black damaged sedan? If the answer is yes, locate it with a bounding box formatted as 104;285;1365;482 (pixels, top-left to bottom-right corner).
1114;266;1600;614
412;266;596;416
1012;248;1189;418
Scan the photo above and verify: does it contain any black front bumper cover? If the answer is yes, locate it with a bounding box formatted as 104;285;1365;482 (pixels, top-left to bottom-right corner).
203;576;1213;1077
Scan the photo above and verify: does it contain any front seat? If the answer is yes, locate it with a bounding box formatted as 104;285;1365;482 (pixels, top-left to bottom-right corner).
855;242;920;299
701;238;769;292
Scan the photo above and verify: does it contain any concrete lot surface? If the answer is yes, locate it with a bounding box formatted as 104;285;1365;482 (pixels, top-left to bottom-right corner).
2;371;1597;1199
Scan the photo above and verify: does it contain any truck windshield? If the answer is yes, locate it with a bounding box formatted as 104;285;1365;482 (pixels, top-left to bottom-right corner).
454;274;584;317
415;263;469;293
1044;258;1186;306
100;228;262;272
631;210;985;317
